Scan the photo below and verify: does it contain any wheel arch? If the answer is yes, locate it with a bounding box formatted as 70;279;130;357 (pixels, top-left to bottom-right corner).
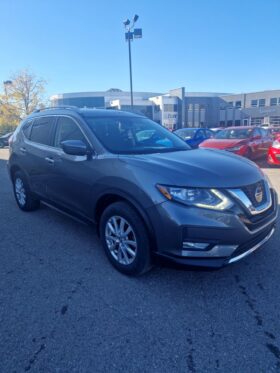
94;192;157;251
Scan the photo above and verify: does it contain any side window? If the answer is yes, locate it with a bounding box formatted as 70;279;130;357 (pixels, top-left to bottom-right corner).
196;129;205;139
259;128;267;137
22;120;33;139
205;129;213;138
54;117;86;148
29;116;55;146
252;128;261;138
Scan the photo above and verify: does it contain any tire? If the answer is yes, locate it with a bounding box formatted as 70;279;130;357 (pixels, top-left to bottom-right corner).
99;201;152;276
12;171;40;211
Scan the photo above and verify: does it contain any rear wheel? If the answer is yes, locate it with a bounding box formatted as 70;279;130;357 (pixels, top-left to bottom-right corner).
99;201;152;276
13;171;40;211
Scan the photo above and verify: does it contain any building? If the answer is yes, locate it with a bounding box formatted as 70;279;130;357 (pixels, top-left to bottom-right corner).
50;88;280;129
219;90;280;127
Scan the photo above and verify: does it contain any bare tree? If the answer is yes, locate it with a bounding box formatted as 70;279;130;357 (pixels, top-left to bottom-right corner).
0;69;47;126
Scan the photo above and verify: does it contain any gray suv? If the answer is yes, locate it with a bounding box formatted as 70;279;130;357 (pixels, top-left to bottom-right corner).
8;107;278;275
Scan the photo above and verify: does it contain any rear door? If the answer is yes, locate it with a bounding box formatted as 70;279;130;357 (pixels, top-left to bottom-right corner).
24;116;56;197
249;128;262;159
259;128;272;155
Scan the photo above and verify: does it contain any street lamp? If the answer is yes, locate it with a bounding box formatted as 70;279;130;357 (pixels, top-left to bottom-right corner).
3;80;13;96
123;14;142;110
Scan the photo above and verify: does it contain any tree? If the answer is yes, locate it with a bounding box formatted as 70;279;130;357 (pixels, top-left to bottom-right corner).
0;69;47;130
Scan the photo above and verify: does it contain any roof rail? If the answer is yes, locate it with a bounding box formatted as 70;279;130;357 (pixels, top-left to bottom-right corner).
33;106;79;113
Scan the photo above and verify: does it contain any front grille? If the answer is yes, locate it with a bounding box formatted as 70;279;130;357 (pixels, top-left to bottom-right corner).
239;190;277;231
242;180;267;207
231;225;274;258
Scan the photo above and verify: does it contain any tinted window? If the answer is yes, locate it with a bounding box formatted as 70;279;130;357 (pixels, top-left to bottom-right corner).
54;117;86;148
83;116;189;154
22;120;33;139
30;116;55;146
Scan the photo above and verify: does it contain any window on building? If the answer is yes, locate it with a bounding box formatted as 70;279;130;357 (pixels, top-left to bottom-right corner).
251;117;264;126
235;101;242;108
251;99;258;107
227;102;233;108
164;104;178;112
30;117;55;146
219;121;225;126
235;120;241;126
154;105;160;113
258;99;265;107
270;116;280;125
278;98;280;105
243;119;249;126
270;98;277;106
226;120;233;127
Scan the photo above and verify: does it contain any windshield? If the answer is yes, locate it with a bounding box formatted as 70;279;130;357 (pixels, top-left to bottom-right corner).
174;128;196;140
215;128;253;139
83;116;190;154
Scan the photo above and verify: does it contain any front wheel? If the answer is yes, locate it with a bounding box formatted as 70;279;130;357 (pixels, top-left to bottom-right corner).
99;201;152;276
13;171;40;211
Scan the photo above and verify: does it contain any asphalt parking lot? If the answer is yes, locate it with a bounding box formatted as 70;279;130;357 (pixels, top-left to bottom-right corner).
0;148;280;373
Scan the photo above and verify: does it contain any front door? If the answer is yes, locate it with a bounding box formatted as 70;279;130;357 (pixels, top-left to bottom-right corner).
46;116;94;217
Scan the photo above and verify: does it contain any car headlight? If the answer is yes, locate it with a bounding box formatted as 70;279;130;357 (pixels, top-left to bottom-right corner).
157;185;233;210
272;140;280;149
226;145;243;152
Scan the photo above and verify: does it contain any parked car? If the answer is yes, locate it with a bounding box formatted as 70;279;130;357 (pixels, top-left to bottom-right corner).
0;131;14;148
8;108;278;275
174;128;214;148
267;126;280;140
199;126;272;159
268;135;280;166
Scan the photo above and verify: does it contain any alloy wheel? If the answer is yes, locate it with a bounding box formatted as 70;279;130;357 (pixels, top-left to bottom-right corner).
105;216;137;265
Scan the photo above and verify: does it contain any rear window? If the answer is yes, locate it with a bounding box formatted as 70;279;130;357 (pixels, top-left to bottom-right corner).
29;116;55;146
215;128;253;139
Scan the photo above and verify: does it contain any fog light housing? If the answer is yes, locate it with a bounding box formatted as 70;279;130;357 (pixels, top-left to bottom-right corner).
182;242;209;250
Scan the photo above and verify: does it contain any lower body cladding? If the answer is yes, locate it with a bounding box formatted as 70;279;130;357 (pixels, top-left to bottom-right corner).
146;189;278;268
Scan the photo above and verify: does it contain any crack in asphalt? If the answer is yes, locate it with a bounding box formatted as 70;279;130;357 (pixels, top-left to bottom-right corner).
24;343;46;372
234;275;280;366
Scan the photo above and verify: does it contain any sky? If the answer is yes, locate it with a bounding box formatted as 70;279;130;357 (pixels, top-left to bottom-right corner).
1;0;280;98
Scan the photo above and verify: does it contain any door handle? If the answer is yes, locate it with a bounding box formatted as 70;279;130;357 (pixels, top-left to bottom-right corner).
20;147;26;154
45;157;54;165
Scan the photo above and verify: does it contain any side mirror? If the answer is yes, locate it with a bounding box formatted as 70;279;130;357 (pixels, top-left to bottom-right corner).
61;140;91;156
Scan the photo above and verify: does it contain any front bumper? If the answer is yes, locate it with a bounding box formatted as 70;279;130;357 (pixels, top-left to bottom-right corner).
147;188;278;268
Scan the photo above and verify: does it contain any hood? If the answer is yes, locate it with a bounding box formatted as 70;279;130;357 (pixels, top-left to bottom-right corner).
120;149;263;188
200;138;246;149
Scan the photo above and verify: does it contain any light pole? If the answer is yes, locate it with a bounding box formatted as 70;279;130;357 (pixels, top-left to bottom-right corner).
123;15;142;110
3;80;13;96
